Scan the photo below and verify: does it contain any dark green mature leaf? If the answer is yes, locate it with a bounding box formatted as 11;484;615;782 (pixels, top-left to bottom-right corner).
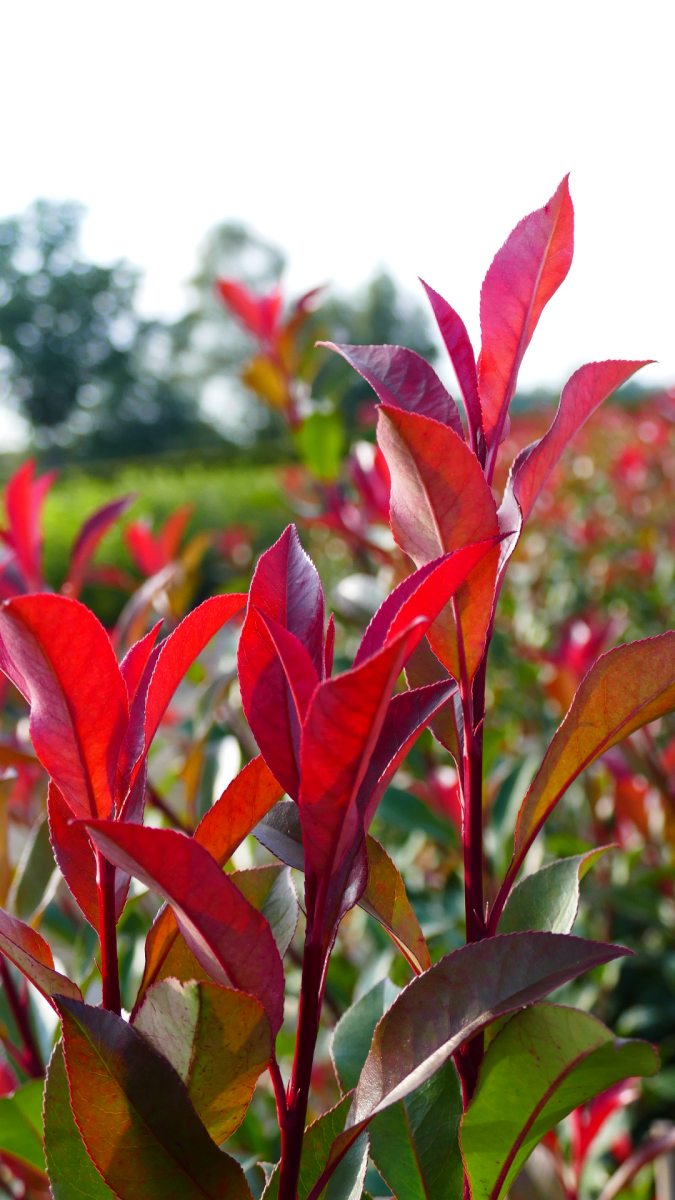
44;1041;114;1198
460;1004;659;1200
55;997;253;1200
0;1076;46;1176
332;982;465;1200
134;978;272;1144
263;1095;368;1200
325;933;628;1170
497;848;611;935
369;1061;463;1200
332;980;401;1094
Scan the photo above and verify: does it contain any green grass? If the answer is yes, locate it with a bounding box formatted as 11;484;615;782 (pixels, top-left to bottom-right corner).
39;460;293;619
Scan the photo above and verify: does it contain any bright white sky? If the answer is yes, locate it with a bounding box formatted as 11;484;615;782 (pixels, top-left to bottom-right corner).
0;0;673;444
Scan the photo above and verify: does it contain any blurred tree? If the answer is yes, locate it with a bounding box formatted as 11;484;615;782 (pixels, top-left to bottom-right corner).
0;200;219;461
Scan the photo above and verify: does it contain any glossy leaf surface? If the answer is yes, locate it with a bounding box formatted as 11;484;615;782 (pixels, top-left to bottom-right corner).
239;525;324;799
461;1004;659;1200
330;933;628;1165
376;405;499;682
0;595;128;819
56;997;253;1200
299;625;424;881
478;177;574;450
322;342;464;437
134;978;272;1144
331;979;402;1094
232;864;299;958
505;634;675;892
44;1041;114;1199
0;905;81;1006
85;821;285;1033
498;848;611;935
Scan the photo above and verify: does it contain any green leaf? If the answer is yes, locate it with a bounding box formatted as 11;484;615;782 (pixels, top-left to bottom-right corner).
0;1076;46;1175
133;978;272;1144
497;847;611;935
460;1004;659;1200
263;1095;368;1200
323;932;628;1169
232;864;299;958
8;812;57;922
333;981;462;1198
44;1040;114;1198
55;996;253;1200
369;1059;463;1200
296;411;346;481
331;979;401;1093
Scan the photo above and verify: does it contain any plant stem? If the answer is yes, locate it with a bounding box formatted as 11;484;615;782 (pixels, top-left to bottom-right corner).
95;849;121;1015
0;955;42;1077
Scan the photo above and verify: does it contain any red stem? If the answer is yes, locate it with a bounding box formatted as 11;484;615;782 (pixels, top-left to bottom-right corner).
0;955;43;1077
278;934;324;1200
95;849;121;1015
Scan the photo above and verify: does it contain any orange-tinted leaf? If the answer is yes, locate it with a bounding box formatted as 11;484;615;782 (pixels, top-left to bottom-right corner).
0;906;81;1007
497;634;675;917
157;504;194;564
361;836;430;974
478;177;574;456
56;997;252;1199
376;405;499;681
0;596;128;820
133;979;272;1144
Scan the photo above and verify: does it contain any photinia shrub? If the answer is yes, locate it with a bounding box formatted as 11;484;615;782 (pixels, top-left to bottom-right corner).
0;179;668;1200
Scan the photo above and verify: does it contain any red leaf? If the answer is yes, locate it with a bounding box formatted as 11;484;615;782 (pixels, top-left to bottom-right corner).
0;596;128;819
0;905;81;1007
3;460;56;591
142;593;247;762
299;624;425;882
377;406;500;682
239;525;325;799
84;821;285;1034
507;360;651;524
478;177;574;458
119;621;162;704
124;519;164;577
63;494;135;599
47;783;129;930
355;543;499;668
133;756;283;1014
321;342;465;439
324;613;335;678
420;279;482;450
157;503;194;563
216;279;282;344
256;609;320;723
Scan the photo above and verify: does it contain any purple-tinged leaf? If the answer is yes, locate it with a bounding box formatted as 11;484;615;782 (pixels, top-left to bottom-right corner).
239;525;325;799
420;279;482;450
321;342;465;438
63;494;135;600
